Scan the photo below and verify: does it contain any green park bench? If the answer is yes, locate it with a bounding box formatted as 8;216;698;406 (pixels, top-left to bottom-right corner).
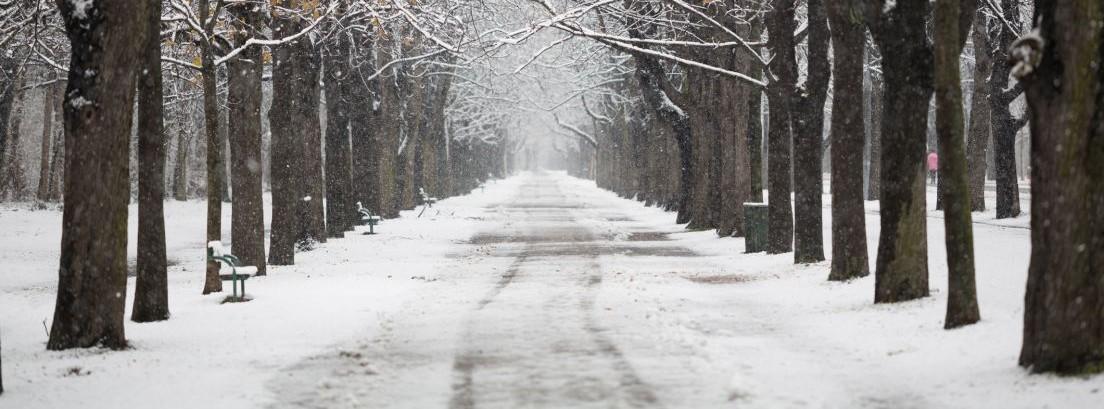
207;242;255;299
356;202;382;234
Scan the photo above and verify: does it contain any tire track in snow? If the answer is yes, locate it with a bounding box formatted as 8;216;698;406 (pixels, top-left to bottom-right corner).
448;177;662;409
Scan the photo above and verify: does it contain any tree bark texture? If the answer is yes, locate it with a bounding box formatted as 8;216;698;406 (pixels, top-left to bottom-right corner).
766;0;795;254
49;0;150;350
791;0;828;264
200;0;223;294
827;0;870;281
1018;0;1104;375
227;6;267;275
132;0;170;323
989;0;1024;219
867;0;931;303
966;11;992;212
934;0;981;329
323;34;355;236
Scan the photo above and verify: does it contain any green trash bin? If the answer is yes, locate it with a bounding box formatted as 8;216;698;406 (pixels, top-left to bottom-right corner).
744;202;768;253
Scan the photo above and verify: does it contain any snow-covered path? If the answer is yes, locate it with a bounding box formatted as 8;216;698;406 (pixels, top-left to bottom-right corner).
269;174;729;408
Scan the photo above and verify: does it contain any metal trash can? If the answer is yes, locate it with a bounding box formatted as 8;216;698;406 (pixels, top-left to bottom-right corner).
743;202;768;253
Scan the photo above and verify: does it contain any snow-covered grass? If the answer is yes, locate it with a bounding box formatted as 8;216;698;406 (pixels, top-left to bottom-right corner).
0;178;522;408
561;175;1100;408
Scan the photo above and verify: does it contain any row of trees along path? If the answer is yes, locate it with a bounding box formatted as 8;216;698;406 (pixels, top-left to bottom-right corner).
0;0;1099;389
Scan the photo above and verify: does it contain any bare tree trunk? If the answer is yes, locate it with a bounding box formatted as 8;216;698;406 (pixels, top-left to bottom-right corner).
268;3;308;266
1017;0;1104;375
791;0;829;263
747;18;765;204
828;0;870;281
200;0;223;294
989;0;1024;219
766;0;796;254
966;11;992;212
133;0;169;322
227;5;267;275
323;33;355;237
298;41;326;245
48;0;149;350
934;0;980;329
867;0;932;303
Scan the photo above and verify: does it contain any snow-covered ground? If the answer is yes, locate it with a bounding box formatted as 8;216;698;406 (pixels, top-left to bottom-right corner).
1;171;1100;408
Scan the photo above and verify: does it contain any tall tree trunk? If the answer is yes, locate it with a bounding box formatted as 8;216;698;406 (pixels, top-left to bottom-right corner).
867;0;932;303
966;11;992;212
200;0;223;294
1017;0;1104;375
132;0;169;322
323;33;355;236
298;40;326;245
828;0;870;281
766;0;796;254
227;6;267;275
747;18;765;204
989;0;1024;219
791;0;829;263
268;3;307;266
48;0;149;350
934;0;980;329
37;83;58;200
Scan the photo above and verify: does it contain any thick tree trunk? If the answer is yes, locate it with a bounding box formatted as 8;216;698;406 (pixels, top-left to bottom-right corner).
868;0;932;303
48;0;149;350
1017;0;1104;375
323;34;355;236
791;0;828;263
989;0;1024;219
827;0;870;281
298;43;326;245
966;12;992;212
934;0;980;329
268;5;307;266
766;0;796;254
132;0;169;323
227;7;267;275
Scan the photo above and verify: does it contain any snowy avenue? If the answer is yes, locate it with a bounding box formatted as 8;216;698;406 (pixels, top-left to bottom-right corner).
1;172;1098;408
2;0;1103;408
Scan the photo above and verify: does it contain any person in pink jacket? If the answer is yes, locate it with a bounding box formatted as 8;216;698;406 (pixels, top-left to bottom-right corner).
927;150;939;185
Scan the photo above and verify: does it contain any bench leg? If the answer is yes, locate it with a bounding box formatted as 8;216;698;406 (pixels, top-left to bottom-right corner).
232;278;239;298
241;280;245;298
